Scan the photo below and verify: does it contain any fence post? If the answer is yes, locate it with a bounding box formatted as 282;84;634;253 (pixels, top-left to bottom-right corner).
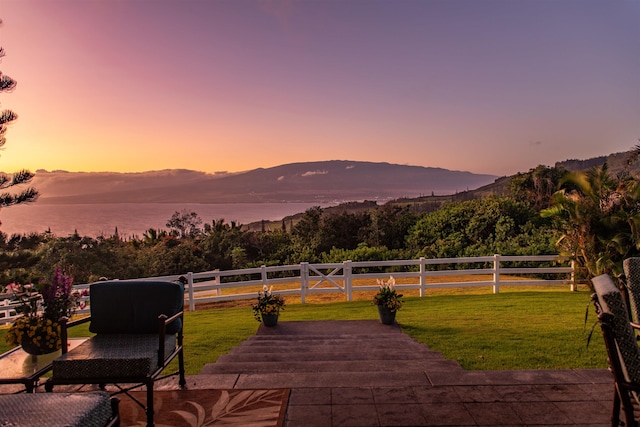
419;257;426;297
213;269;220;297
261;265;267;286
187;272;195;312
493;254;500;294
345;260;352;301
300;262;308;304
570;260;576;292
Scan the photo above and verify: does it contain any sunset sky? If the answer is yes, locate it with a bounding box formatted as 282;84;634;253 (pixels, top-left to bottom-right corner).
0;0;638;177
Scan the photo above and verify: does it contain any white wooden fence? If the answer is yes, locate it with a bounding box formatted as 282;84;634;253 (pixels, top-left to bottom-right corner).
0;254;575;325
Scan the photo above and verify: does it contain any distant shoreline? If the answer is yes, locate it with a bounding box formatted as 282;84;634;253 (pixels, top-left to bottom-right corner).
0;202;332;238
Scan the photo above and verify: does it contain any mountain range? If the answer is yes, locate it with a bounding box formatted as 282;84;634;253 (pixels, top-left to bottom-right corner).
28;161;498;204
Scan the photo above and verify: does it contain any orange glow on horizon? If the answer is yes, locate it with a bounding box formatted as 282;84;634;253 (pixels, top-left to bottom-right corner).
0;1;637;176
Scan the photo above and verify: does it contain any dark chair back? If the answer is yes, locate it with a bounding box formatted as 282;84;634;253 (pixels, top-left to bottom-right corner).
89;280;184;335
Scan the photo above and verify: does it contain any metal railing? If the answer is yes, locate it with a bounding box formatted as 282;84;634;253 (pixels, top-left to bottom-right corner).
0;254;575;325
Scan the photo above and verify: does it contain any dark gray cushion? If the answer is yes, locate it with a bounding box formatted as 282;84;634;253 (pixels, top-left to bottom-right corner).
0;392;112;427
53;334;177;379
89;280;183;334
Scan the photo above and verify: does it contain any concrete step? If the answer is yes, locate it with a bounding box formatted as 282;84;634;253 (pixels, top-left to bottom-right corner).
175;371;438;389
232;371;436;388
201;359;463;375
242;336;427;347
245;333;425;342
253;320;404;336
218;350;446;363
228;342;433;355
198;320;462;389
239;332;429;342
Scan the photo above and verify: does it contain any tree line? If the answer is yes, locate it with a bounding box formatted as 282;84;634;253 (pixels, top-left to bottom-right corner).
0;181;554;285
2;158;639;288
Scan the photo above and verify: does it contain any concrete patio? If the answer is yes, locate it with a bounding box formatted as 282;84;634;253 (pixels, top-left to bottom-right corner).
1;320;615;426
186;320;614;426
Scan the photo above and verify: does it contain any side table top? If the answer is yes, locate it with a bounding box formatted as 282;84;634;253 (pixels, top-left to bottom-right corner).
0;338;87;382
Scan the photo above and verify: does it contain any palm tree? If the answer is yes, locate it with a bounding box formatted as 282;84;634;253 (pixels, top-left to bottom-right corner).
543;163;640;284
626;142;640;168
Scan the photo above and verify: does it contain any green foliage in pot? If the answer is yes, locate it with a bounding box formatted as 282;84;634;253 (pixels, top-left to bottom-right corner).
372;276;403;312
252;285;286;322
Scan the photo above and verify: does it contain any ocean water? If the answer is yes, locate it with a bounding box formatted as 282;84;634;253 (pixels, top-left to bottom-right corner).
0;202;325;238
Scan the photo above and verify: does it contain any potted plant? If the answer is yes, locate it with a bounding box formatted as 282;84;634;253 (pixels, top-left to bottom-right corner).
372;276;403;325
252;285;285;327
4;268;86;355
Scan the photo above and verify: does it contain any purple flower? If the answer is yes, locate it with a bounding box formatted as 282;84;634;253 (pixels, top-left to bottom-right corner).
42;268;77;321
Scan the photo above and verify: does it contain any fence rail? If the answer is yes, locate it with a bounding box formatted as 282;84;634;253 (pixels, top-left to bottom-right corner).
0;254;575;325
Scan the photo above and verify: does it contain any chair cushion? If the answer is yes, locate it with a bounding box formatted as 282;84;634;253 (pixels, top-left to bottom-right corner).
53;334;177;379
0;392;112;427
89;280;183;334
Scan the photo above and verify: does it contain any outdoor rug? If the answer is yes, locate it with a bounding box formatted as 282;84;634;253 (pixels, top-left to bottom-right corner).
118;389;290;427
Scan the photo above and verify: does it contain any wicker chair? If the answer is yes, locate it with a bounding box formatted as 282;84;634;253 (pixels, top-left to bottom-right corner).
623;258;640;323
592;273;640;427
45;280;186;427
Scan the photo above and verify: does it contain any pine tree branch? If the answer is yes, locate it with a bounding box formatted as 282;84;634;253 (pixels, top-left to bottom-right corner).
0;188;39;207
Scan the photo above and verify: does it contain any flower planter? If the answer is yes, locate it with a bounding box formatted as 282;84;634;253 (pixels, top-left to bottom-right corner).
5;269;82;356
20;338;60;356
373;276;402;325
9;318;62;355
261;313;279;327
253;286;285;325
377;305;396;325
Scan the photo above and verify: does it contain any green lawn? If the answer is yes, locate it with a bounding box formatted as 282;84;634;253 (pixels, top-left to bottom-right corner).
0;288;608;375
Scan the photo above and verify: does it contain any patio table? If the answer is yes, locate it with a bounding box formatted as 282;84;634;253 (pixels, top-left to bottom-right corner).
0;338;86;392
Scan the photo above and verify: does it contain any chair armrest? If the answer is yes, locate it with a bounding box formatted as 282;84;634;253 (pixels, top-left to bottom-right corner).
59;315;92;354
163;310;184;327
156;311;183;365
619;377;640;393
